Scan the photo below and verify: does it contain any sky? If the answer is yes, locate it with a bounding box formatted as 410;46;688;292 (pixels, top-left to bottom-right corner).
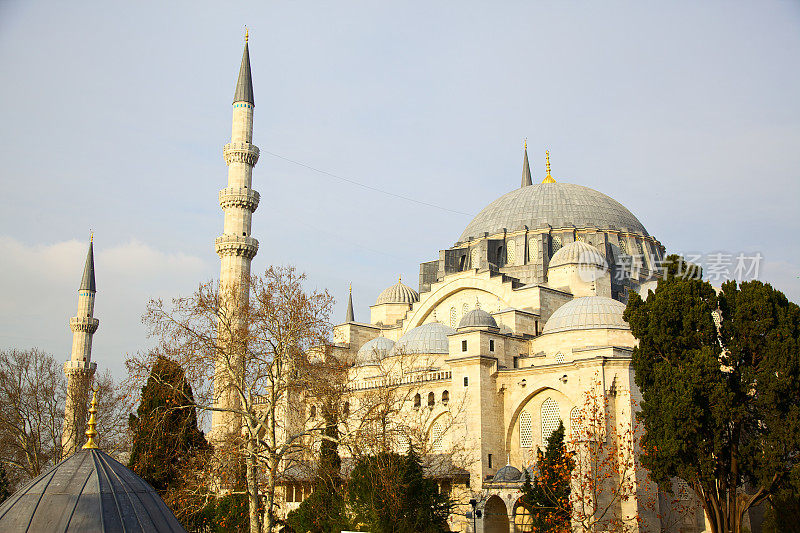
1;1;799;381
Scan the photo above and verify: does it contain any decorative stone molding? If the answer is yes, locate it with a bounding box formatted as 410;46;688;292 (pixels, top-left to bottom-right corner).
223;142;260;166
70;316;99;334
64;360;97;374
215;234;259;259
219;187;260;212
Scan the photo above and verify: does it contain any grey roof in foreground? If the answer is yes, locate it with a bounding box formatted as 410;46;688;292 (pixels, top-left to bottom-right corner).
233;42;254;105
542;296;629;335
0;448;186;533
458;308;499;330
459;182;649;242
79;241;96;292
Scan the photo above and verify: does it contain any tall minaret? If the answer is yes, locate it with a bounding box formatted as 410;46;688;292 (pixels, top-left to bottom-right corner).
62;236;99;457
211;31;260;441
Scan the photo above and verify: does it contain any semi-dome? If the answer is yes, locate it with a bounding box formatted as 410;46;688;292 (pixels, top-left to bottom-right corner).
376;278;420;305
355;336;395;366
549;240;607;269
458;308;498;330
492;465;522;483
0;448;186;532
542;296;629;335
391;322;456;355
459;182;648;243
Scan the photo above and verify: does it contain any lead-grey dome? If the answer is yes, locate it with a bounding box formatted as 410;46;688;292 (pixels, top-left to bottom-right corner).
376;279;420;305
458;309;498;330
492;465;522;483
542;296;629;335
459;182;648;242
356;336;395;366
549;240;607;269
391;322;456;355
0;448;185;532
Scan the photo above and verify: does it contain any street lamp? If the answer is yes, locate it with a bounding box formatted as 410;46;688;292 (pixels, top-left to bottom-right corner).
469;498;482;532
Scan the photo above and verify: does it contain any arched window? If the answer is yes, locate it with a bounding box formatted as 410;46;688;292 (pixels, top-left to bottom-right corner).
555;352;564;364
470;247;479;268
528;238;539;262
507;239;516;264
309;405;316;419
428;392;435;408
496;245;504;265
570;407;583;441
550;235;562;255
519;411;533;448
441;390;449;405
618;239;628;256
459;254;466;270
413;393;421;408
450;307;457;328
343;402;350;418
541;398;561;445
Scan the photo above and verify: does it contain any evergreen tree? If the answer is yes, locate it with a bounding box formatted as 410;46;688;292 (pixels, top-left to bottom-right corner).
521;421;574;532
347;446;451;533
128;355;209;493
624;255;800;533
287;411;349;533
0;463;12;505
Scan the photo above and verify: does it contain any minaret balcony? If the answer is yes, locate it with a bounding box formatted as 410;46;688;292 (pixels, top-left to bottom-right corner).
215;234;259;259
219;187;260;212
70;316;99;334
64;360;97;374
223;142;260;166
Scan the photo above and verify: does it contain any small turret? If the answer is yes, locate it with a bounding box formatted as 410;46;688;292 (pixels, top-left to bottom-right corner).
345;283;355;323
79;238;96;292
521;140;532;188
233;29;254;105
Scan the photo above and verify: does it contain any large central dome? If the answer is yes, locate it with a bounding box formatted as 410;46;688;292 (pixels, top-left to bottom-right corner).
459;182;648;243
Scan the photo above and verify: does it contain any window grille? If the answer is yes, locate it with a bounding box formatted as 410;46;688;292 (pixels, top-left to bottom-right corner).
470;247;479;268
677;479;691;500
551;235;562;254
431;420;445;452
450;307;457;328
541;398;561;444
618;239;628;256
555;352;564;364
576;234;585;242
519;411;533;448
528;238;538;262
463;303;469;316
507;239;516;264
570;407;583;441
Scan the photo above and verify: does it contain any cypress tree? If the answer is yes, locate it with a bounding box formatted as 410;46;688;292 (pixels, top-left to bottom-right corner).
128;355;209;492
521;421;574;532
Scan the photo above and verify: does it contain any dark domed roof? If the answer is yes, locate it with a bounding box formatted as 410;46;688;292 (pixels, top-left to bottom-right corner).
356;336;395;366
392;322;456;355
542;296;629;335
549;240;607;269
458;309;498;330
459;182;648;242
492;465;522;483
0;448;186;533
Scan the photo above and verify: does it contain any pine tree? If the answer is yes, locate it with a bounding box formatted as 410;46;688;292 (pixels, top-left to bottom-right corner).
624;255;800;533
401;444;451;533
0;463;12;505
128;355;209;493
521;421;574;533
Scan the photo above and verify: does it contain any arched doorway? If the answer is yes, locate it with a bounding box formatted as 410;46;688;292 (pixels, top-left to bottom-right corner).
484;495;509;533
513;500;533;533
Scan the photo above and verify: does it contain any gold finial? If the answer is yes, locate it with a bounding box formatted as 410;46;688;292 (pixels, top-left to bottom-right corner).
245;27;249;43
542;150;556;183
524;138;527;151
398;274;402;284
90;230;93;243
349;282;352;294
82;388;99;449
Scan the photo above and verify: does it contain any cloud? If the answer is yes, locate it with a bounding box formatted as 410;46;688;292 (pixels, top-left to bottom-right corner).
0;236;210;379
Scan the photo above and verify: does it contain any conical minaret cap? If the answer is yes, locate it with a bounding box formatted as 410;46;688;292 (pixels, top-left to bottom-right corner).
79;240;96;292
345;283;355;322
233;39;255;105
521;140;532;187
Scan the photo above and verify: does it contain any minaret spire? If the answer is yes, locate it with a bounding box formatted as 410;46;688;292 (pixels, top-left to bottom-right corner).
521;139;532;187
542;150;556;183
345;283;355;323
62;237;99;458
212;35;261;443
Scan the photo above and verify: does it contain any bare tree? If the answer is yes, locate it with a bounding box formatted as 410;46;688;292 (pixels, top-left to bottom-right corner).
133;265;337;533
0;349;128;491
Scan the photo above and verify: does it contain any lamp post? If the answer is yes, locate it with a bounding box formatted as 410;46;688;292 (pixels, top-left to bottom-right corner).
469;498;482;533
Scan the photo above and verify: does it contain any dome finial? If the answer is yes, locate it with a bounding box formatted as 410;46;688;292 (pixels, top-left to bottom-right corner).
245;26;249;42
398;274;402;284
82;388;99;449
90;229;93;243
542;150;556;183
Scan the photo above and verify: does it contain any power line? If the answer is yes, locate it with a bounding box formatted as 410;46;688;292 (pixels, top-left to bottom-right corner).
261;149;472;216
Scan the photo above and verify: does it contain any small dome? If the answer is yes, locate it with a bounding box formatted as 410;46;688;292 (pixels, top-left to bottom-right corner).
355;336;395;366
458;308;498;330
376;279;420;305
391;322;456;355
492;465;522;483
549;240;607;269
542;296;629;335
0;448;185;532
